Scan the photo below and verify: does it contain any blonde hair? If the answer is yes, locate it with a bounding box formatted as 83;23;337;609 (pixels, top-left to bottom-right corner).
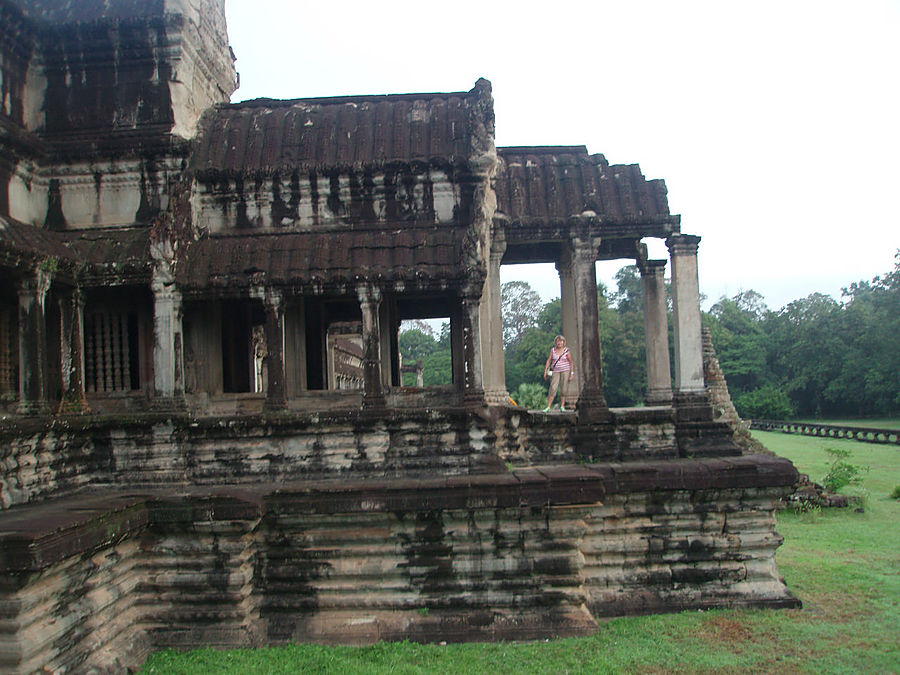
554;335;566;342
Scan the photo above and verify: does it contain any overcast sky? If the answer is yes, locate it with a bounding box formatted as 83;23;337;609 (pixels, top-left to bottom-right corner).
224;0;899;311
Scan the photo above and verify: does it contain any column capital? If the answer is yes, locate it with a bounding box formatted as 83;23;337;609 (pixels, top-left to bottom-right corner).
638;258;667;278
666;233;701;256
489;228;507;262
356;283;382;305
17;267;52;298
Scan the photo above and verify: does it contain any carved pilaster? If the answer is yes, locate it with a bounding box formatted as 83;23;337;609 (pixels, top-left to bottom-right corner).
16;271;51;415
57;287;89;414
639;259;673;406
482;234;509;405
263;289;286;411
358;285;385;409
151;275;185;406
461;291;485;406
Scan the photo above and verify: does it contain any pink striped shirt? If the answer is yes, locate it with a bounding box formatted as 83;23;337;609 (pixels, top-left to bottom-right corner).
549;347;572;373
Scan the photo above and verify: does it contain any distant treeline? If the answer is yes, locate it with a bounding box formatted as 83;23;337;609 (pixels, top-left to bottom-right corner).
399;252;900;419
706;252;900;419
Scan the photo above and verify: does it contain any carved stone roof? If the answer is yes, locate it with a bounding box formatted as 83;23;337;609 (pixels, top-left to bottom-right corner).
60;227;151;283
494;146;672;223
4;0;165;24
0;216;72;270
190;80;494;175
176;228;464;293
0;218;151;284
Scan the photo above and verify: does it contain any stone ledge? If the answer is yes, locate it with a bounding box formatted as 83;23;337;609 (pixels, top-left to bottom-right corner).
0;455;798;574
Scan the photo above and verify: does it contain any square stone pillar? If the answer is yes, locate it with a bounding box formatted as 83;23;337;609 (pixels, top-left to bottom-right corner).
152;277;185;405
461;290;485;406
556;250;581;407
16;271;51;415
378;298;393;390
481;236;509;405
569;238;610;423
358;285;385;409
263;289;286;411
667;234;711;420
450;304;464;390
639;259;673;406
57;287;89;414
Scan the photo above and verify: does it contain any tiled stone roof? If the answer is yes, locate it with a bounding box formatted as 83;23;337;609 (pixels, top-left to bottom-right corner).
0;216;71;262
60;227;151;283
495;146;671;222
0;218;151;283
190;80;493;175
5;0;165;24
177;228;464;292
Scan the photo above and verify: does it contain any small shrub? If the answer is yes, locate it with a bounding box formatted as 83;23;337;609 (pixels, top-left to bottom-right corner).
890;485;900;500
512;382;547;410
821;447;867;493
734;385;794;420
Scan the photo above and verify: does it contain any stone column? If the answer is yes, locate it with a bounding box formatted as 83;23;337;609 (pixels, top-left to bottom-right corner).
481;236;508;405
556;249;581;407
358;285;385;409
461;291;485;405
378;299;393;389
639;259;673;406
57;287;89;413
152;276;185;404
450;304;464;391
263;289;286;411
570;238;609;423
16;271;51;415
667;234;710;419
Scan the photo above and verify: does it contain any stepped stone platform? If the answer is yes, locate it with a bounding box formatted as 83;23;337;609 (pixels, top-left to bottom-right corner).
0;454;800;674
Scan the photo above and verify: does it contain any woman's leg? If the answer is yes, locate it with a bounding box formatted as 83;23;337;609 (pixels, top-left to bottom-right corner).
559;375;568;410
546;372;561;409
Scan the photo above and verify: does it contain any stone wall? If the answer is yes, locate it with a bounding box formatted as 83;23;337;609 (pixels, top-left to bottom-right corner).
1;407;745;510
0;456;799;673
0;411;506;509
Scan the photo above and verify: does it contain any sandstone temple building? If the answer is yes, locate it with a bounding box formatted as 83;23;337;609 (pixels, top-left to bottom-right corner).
0;1;799;671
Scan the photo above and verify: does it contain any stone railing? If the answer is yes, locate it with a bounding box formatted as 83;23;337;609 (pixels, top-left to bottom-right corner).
750;419;900;446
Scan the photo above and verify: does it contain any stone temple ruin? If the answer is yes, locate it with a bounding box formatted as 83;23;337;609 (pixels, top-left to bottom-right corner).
0;0;800;671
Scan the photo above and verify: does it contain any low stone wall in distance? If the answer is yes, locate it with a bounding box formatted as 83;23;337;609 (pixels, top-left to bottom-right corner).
0;455;800;674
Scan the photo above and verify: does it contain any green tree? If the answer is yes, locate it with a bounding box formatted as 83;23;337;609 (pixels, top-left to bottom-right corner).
501;281;542;348
598;277;646;407
537;298;562;334
706;294;770;396
422;349;452;386
398;328;437;362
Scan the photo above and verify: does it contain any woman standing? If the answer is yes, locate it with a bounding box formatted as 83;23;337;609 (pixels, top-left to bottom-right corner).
543;335;575;412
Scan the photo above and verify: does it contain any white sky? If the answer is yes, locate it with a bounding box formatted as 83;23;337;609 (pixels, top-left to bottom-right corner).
224;0;900;311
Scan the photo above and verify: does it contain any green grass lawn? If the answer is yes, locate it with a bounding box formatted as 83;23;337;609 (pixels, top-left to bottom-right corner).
141;432;900;674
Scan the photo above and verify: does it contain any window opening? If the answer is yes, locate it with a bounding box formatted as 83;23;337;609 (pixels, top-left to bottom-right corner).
0;304;16;395
221;299;265;393
84;310;141;392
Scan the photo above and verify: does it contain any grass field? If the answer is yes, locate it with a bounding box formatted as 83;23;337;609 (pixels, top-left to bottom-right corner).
141;432;900;674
